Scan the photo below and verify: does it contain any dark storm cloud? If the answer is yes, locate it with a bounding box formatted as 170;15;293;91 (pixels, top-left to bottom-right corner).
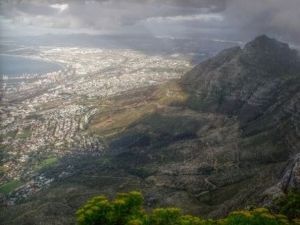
224;0;300;43
0;0;299;44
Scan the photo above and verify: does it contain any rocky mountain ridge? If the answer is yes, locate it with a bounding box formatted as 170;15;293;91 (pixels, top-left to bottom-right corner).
180;34;300;203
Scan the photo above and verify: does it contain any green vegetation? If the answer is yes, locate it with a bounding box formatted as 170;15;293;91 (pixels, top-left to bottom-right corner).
16;127;32;139
76;191;299;225
34;156;58;171
276;191;300;220
76;191;144;225
0;180;22;194
89;81;187;137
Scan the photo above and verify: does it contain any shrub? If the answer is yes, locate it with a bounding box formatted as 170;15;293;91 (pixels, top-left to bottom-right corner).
76;196;113;225
76;191;144;225
147;208;182;225
222;208;290;225
276;191;300;219
76;191;298;225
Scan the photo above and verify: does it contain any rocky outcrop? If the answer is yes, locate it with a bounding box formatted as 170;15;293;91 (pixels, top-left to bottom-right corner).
280;154;300;191
262;153;300;205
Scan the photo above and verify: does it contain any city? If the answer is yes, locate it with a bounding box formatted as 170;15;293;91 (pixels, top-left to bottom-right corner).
0;46;192;203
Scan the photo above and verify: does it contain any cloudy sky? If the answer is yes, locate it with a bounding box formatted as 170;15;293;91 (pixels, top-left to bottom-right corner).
1;0;300;44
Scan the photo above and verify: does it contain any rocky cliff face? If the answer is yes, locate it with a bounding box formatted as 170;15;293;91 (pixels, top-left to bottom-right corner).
183;36;299;112
182;35;300;160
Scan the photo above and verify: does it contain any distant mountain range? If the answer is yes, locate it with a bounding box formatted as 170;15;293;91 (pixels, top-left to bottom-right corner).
1;35;299;224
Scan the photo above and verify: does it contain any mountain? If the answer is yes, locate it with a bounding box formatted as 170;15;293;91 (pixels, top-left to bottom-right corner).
107;35;300;215
182;34;300;172
181;34;300;202
183;35;299;121
1;35;299;224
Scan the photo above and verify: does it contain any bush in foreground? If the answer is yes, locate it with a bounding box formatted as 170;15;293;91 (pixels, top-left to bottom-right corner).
276;191;300;219
76;191;299;225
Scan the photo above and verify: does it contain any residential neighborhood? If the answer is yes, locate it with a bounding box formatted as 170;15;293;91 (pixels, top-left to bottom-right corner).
0;47;192;203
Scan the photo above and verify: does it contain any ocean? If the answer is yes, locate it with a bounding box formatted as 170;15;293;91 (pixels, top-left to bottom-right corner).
0;54;62;77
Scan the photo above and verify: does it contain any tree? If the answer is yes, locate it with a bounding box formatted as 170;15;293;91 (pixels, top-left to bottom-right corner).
76;191;144;225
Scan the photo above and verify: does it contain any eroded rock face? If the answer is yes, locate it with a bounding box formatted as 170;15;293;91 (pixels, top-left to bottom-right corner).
281;154;300;191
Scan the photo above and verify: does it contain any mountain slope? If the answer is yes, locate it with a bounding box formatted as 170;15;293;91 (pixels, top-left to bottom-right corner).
100;35;300;216
182;35;300;160
1;35;299;224
107;35;300;215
